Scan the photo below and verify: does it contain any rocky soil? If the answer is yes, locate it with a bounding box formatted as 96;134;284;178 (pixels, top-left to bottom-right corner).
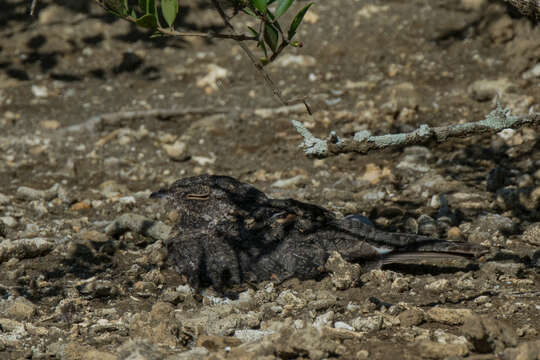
0;0;539;359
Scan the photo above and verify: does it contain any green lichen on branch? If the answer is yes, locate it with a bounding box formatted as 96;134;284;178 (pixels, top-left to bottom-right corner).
291;120;328;157
293;102;540;158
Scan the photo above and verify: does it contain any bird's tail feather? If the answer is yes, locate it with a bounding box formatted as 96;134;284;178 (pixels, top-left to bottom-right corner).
369;229;488;256
364;250;483;271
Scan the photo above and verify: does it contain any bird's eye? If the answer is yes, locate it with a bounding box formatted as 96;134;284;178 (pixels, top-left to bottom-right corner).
186;192;210;200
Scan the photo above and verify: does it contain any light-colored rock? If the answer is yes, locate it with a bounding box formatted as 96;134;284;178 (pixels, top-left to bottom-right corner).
40;120;61;129
196;64;228;91
334;321;355;331
325;251;362;290
117;339;162;360
192;154;216;166
271;175;308;189
480;261;525;279
31;85;48;98
321;326;364;341
0;192;10;205
352;315;383;332
163;140;187;161
468;78;514;101
99;180;128;199
275;54;316;67
118;196;136;205
522;223;540;245
58;342;118;360
0;318;27;338
426;307;474;325
70;201;91;211
0;238;54;263
234;329;274;343
254;103;306;118
381;82;421;113
462;314;517;353
391;277;410;292
397;146;433;173
276;290;306;312
129;302;180;347
1;297;37;320
461;0;487;11
522;62;540;79
17;184;59;201
0;216;17;228
314;311;334;329
38;4;73;25
425;279;450;292
503;339;540;360
399;308;425;327
356;4;390;19
168;347;209;360
416;341;469;359
360;163;386;185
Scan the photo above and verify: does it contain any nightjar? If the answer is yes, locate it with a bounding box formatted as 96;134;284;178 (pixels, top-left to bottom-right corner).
151;175;487;290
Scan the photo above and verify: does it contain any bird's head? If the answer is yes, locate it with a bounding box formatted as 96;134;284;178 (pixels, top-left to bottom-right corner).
150;175;268;223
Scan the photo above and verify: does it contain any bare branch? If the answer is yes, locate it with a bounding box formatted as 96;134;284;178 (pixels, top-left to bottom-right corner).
60;107;229;133
58;103;307;133
293;102;540;158
157;27;256;41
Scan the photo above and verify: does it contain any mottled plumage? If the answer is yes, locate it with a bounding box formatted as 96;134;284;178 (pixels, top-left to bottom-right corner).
151;175;487;290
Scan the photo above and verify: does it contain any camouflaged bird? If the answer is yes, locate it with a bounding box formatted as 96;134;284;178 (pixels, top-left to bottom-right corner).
151;175;487;290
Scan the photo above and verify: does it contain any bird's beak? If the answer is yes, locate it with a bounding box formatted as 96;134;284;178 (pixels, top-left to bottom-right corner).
150;189;168;199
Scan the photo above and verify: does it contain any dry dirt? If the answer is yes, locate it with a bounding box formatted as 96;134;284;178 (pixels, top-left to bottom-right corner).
0;0;539;359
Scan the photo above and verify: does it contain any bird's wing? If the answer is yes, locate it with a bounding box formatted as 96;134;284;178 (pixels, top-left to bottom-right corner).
334;215;488;257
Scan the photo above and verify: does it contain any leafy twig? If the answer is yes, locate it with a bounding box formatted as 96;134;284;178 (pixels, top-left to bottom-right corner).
292;102;540;158
92;0;256;41
210;0;312;114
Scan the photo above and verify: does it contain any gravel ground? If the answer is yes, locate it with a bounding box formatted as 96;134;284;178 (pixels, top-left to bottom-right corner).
0;0;539;359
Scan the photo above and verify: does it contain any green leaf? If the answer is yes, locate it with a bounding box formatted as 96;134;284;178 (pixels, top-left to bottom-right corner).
275;0;294;18
241;7;257;16
147;0;156;15
252;0;267;13
138;0;146;12
264;23;279;53
104;0;127;16
247;26;260;39
161;0;179;27
288;3;311;40
139;0;156;14
136;13;158;28
265;9;282;32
